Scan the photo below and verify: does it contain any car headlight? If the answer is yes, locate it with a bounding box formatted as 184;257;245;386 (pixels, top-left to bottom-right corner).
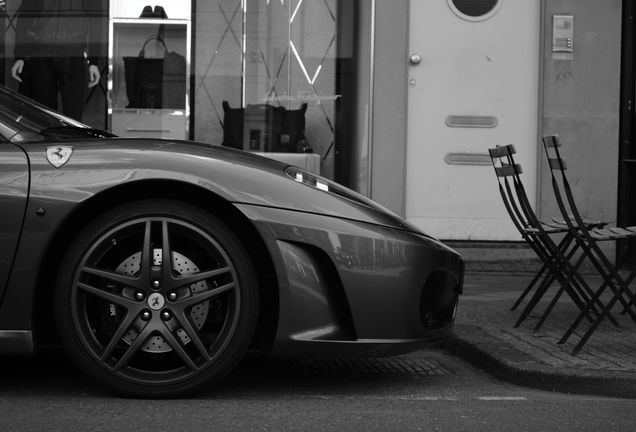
285;166;437;238
287;167;330;191
285;166;369;206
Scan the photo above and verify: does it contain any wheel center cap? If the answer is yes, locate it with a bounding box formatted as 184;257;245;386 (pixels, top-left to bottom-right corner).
147;293;165;311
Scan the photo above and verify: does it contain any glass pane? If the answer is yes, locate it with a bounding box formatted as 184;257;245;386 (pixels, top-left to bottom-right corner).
193;0;244;148
193;0;354;182
111;23;188;111
0;0;364;187
1;0;109;127
108;2;191;140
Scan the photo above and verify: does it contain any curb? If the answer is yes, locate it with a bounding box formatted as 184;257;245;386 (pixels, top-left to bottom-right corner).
442;324;636;399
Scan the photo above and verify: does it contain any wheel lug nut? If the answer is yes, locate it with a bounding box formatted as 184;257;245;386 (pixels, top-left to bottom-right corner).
161;310;172;321
140;310;151;321
135;291;145;301
168;292;177;301
152;279;161;289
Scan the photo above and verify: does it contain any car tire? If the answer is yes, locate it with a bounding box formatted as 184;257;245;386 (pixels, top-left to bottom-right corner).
54;199;259;397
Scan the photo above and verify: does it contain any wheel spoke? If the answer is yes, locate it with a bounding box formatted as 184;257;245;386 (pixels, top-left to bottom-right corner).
82;266;140;289
161;220;173;282
160;324;199;371
174;312;211;362
114;323;153;371
139;220;152;285
66;207;254;394
78;281;137;308
167;267;232;290
100;311;136;361
179;282;236;309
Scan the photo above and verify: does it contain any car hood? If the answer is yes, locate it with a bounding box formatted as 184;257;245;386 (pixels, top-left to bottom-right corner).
19;138;439;240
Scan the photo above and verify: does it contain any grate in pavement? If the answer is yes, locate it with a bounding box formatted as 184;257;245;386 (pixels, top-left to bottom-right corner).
293;357;453;376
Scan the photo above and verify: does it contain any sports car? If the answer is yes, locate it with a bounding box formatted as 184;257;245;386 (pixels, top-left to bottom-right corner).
0;85;463;397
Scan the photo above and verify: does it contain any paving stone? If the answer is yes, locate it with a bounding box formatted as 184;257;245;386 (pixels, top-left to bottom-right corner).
293;356;454;376
446;273;636;397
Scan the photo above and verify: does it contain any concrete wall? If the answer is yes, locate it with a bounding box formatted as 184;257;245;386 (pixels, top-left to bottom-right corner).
349;1;373;196
539;0;622;232
368;0;409;215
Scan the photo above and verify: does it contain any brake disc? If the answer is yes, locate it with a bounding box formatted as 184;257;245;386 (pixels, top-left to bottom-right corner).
115;249;209;353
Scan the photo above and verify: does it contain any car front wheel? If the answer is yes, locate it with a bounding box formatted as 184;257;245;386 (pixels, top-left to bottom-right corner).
55;200;258;397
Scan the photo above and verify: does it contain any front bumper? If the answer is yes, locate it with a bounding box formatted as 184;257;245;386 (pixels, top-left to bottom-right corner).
237;204;463;358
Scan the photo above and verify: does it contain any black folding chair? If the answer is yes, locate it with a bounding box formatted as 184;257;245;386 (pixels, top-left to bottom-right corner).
542;134;636;354
488;145;611;330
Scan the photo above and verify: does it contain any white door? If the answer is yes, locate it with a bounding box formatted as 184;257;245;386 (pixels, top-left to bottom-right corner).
406;0;540;240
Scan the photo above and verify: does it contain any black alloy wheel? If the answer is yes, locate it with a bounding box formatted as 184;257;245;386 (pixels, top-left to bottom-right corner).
55;200;258;397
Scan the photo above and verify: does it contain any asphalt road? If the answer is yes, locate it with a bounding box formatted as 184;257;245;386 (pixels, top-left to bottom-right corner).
0;348;634;431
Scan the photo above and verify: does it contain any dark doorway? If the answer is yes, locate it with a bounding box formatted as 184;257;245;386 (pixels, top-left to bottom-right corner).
618;0;636;265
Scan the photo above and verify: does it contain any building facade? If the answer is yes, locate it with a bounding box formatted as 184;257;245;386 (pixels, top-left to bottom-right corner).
0;0;629;246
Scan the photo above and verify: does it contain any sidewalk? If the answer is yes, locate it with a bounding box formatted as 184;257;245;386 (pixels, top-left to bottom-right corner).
444;268;636;399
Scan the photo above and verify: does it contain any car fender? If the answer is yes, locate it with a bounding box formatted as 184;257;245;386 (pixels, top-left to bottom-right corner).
0;138;424;333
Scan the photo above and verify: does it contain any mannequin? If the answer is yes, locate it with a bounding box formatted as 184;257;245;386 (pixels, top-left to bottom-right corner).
11;0;106;120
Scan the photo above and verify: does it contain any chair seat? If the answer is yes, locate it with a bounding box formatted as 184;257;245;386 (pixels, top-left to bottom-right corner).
552;216;608;229
588;226;636;240
524;218;606;235
524;222;569;234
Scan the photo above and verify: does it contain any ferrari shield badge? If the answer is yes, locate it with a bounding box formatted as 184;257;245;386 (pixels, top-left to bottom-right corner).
46;145;74;168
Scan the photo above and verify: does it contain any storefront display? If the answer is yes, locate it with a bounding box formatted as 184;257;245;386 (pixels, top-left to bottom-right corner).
1;0;361;185
108;0;191;139
221;101;310;153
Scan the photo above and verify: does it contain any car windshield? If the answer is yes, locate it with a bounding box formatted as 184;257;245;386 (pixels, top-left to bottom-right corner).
0;84;117;142
0;85;87;132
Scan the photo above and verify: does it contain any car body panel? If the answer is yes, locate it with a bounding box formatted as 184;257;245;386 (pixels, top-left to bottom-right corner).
0;136;462;357
236;204;462;357
0;89;463;362
0;138;447;329
0;144;29;302
0;86;463;397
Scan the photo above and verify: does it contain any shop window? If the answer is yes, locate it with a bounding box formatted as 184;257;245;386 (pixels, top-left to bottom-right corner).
0;1;109;127
193;0;356;181
0;1;361;186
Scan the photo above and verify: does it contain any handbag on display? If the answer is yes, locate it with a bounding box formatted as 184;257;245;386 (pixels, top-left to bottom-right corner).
123;35;186;109
222;101;310;152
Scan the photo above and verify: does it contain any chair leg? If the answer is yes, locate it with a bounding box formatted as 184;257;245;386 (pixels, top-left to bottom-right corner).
613;247;636;315
591;248;636;322
511;263;547;311
531;248;595;331
514;237;606;328
565;251;620;327
533;282;565;331
514;260;599;328
559;245;636;351
511;234;575;312
514;262;558;327
571;277;635;355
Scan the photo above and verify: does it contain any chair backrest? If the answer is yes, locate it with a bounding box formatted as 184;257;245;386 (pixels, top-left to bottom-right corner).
488;144;543;236
541;135;589;236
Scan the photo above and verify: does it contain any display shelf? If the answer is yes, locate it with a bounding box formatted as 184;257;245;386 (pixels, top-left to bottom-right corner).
108;1;191;139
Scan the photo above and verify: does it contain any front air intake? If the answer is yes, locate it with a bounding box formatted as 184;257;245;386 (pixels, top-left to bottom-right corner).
419;271;459;330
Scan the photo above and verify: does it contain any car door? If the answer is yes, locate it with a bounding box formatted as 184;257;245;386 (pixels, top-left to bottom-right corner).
0;142;29;301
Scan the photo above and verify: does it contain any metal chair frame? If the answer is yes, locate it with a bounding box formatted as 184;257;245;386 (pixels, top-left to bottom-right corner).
488;145;612;331
542;134;636;354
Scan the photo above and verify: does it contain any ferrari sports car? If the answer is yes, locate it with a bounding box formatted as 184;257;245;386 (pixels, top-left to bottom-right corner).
0;85;463;397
